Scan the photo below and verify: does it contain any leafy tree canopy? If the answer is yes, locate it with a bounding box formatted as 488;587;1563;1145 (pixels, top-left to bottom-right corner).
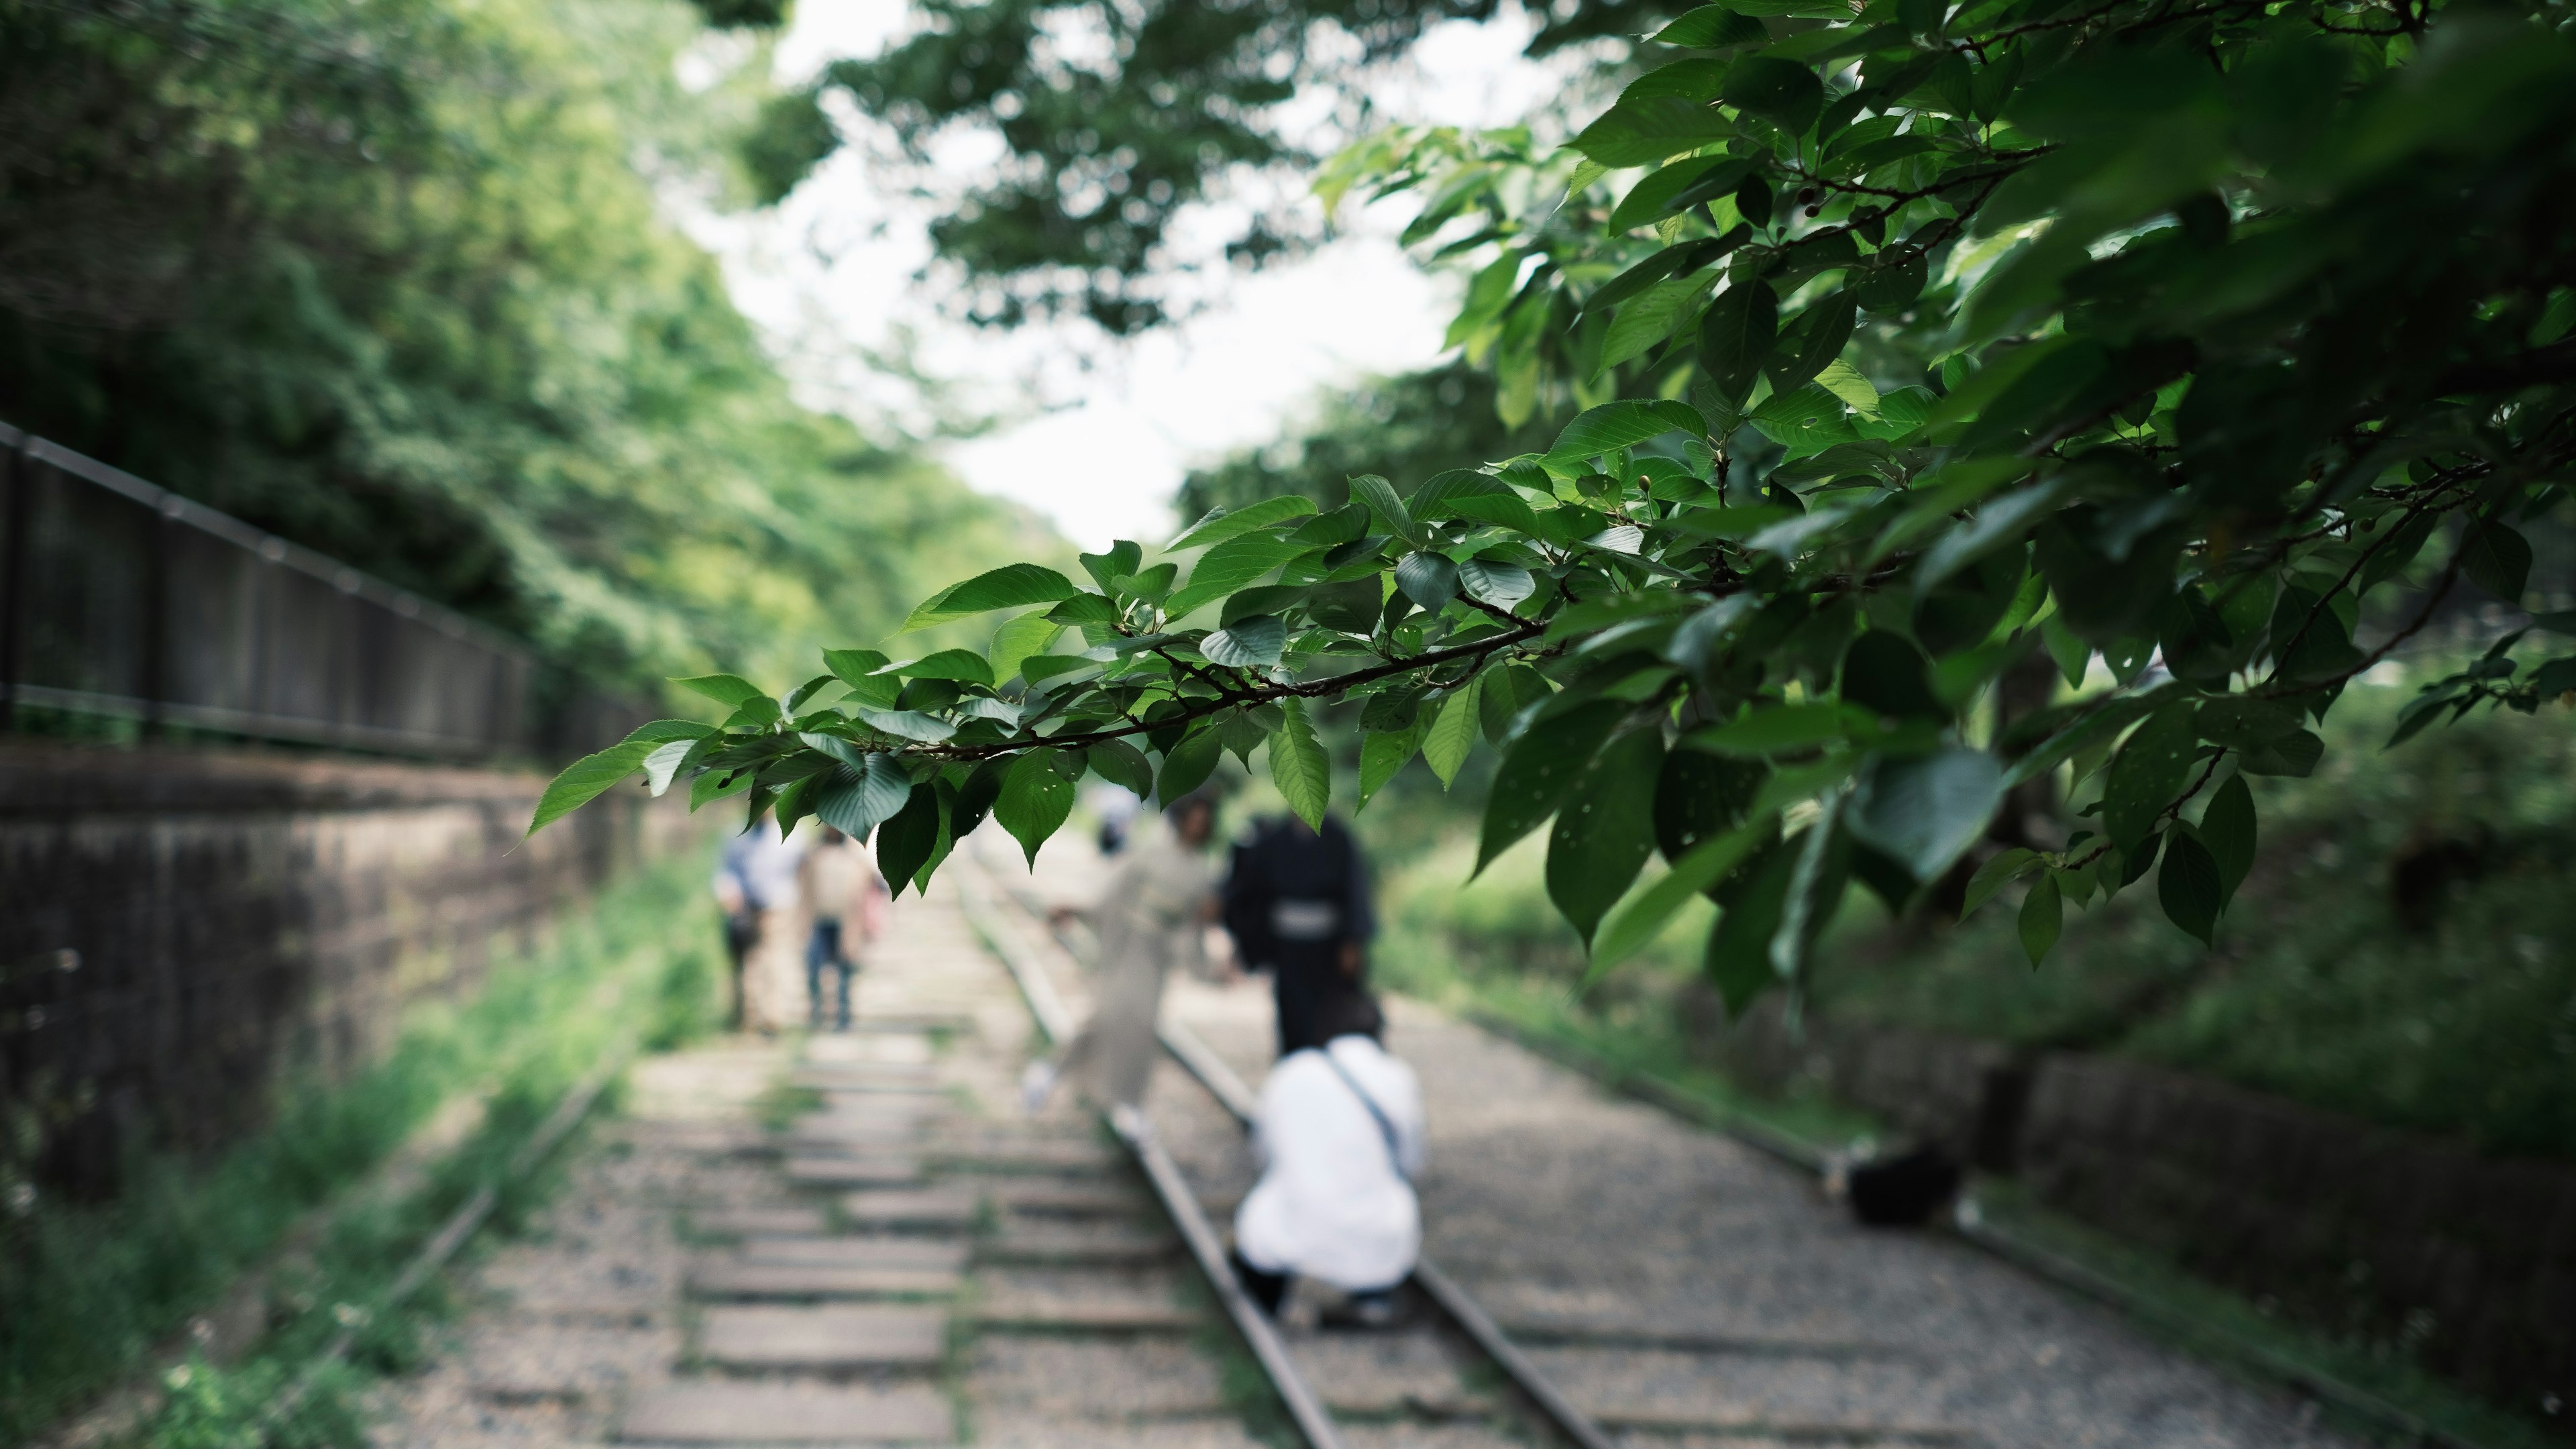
543;0;2576;1014
761;0;1690;333
0;0;1051;694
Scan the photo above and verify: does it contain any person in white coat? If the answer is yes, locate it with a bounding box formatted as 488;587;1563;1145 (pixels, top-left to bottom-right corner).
1229;991;1424;1322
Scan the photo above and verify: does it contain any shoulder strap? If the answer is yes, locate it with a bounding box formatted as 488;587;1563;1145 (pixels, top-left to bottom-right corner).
1318;1045;1409;1184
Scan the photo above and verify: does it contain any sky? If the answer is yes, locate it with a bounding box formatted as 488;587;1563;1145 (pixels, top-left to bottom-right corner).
686;3;1569;551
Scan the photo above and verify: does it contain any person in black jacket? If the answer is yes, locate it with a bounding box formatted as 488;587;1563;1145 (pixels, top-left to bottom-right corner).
1222;812;1377;1057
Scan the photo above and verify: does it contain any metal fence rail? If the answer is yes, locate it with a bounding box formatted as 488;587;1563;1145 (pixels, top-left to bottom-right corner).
0;422;631;760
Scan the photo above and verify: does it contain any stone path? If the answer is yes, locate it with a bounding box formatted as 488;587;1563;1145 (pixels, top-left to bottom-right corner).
369;873;1267;1448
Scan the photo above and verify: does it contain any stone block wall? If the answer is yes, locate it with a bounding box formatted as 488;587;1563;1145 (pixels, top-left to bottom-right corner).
2019;1055;2576;1417
0;741;698;1196
1701;1001;2576;1424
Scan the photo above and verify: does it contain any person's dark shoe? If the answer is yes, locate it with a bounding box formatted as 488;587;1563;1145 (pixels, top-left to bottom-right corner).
1323;1288;1403;1330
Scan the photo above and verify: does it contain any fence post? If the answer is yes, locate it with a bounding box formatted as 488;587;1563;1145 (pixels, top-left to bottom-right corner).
0;436;30;733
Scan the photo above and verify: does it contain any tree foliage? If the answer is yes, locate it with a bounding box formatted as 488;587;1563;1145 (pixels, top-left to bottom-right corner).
0;0;1046;692
542;0;2576;1007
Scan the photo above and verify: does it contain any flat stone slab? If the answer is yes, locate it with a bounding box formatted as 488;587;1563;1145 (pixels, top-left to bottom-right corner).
841;1189;979;1230
617;1381;953;1444
688;1206;830;1238
979;1224;1175;1267
687;1261;962;1299
929;1141;1120;1175
811;1079;951;1098
973;1298;1199;1332
784;1155;926;1189
696;1304;948;1371
739;1237;969;1271
987;1180;1149;1218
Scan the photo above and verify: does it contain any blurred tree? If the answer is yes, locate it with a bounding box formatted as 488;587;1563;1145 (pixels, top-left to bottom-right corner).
1178;364;1553;519
776;0;1680;334
0;0;1051;692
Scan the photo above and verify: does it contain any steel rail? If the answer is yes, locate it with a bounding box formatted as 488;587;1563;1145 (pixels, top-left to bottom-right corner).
1155;1017;1619;1449
963;846;1614;1449
952;856;1349;1449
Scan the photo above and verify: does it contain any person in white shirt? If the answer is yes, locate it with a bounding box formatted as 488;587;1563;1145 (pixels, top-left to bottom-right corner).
1229;991;1425;1324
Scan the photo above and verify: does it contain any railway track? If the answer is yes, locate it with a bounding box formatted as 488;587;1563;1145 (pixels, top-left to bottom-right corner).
957;848;1614;1449
965;831;2368;1449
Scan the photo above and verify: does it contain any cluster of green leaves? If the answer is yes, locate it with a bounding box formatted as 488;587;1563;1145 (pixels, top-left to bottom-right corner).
0;0;1040;694
540;0;2576;1014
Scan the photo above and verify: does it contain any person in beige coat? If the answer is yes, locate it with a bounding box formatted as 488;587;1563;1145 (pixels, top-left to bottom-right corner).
798;826;890;1030
1022;794;1222;1112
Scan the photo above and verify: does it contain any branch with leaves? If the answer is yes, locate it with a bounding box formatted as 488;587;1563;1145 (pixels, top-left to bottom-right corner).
535;0;2576;1018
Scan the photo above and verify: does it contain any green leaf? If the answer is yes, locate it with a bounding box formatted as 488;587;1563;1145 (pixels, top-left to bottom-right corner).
989;612;1065;684
996;748;1079;867
527;720;712;836
2018;872;2063;965
1167;494;1318;551
1721;55;1823;134
1653;5;1771;48
812;753;914;842
1962;847;2039;919
903;563;1078;631
1411;470;1542;535
1395;552;1460;610
1477;699;1627;871
2157;828;2223;946
642;736;706;798
2238;727;2321;777
902;648;994;686
1357;717;1430;812
2200;773;2257;902
1084;739;1157;798
1548;727;1666;945
2461;520;2532;602
854;706;957;744
1705;841;1799;1014
874;784;946;897
1597;274;1715;376
1697;279;1778;401
1346;473;1424;548
1157;727;1226;802
1460;557;1536;609
1544;399;1707;470
1202;614;1288;667
1166;533;1305;617
1844;747;2001;884
1591;810;1777;976
1422;677;1485;788
1267;697;1331;830
674;674;766;708
1685;701;1871;756
2102;704;2200;851
2039;614;2092;688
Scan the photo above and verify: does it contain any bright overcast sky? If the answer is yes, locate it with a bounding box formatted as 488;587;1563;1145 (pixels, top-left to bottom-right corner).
685;3;1570;551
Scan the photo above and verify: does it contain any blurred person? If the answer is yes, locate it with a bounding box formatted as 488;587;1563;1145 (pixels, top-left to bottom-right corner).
711;810;806;1033
1022;794;1222;1112
798;825;890;1030
1223;812;1376;1057
1089;781;1142;856
1228;991;1423;1324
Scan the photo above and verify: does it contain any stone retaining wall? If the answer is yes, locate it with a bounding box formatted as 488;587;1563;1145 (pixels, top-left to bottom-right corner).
1700;995;2575;1426
0;741;698;1195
